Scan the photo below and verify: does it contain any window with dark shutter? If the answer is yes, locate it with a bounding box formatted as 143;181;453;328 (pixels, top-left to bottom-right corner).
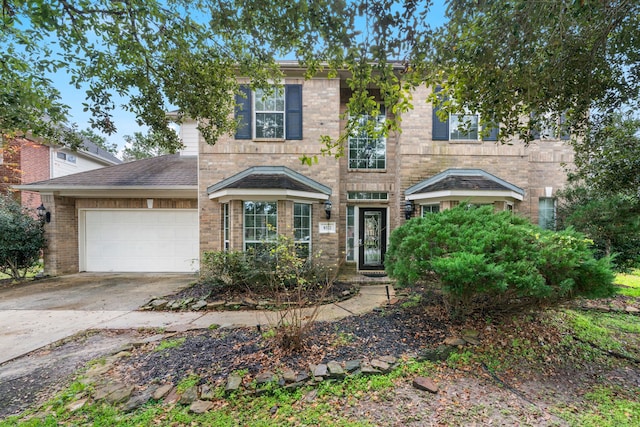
234;85;252;139
432;86;449;140
285;85;303;140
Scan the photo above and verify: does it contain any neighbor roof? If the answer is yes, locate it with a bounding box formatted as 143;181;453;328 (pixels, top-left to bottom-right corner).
15;154;197;197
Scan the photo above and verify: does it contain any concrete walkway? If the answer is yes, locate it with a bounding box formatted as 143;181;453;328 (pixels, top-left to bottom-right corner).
0;283;394;365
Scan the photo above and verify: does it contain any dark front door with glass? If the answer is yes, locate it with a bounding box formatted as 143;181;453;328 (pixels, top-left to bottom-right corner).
358;208;387;270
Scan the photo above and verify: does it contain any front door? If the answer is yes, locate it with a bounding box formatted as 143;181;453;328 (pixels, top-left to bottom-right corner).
358;208;387;270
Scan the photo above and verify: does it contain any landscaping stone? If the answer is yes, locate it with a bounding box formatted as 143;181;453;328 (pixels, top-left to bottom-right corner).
371;359;391;372
313;364;328;378
207;300;226;309
150;299;168;309
93;382;126;401
282;369;297;383
242;298;258;307
179;385;199;405
625;305;639;314
379;355;398;364
225;300;243;308
295;372;310;383
413;377;438;394
66;398;88;413
360;363;381;375
105;385;134;404
462;329;480;338
191;300;208;311
226;375;242;393
152;384;173;400
123;389;153;412
327;361;345;378
199;384;216;400
189;400;214;414
345;360;361;373
418;345;455;362
255;371;278;385
444;337;467;346
163;387;180;404
463;336;481;346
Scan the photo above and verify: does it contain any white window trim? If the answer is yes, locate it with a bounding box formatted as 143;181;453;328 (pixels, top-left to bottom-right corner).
449;110;480;141
294;202;312;258
243;201;278;251
253;86;286;140
347;108;387;170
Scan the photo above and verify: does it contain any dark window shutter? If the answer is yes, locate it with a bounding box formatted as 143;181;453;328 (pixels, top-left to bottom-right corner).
235;85;252;139
432;86;449;140
559;113;570;140
482;126;499;141
285;84;303;140
530;112;540;140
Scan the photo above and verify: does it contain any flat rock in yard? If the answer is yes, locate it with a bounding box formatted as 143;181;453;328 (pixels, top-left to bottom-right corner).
312;364;328;378
345;360;361;373
327;361;345;378
360;363;381;375
163;387;180;405
295;372;310;383
106;385;134;404
191;300;208;311
189;400;214;414
303;389;318;403
625;305;639;313
463;336;481;345
123;389;153;412
179;385;199;405
370;359;391;372
150;299;168;309
226;375;242;393
152;384;173;400
66;398;88;413
418;345;455;362
93;382;126;400
255;371;278;385
207;300;226;309
242;298;258;307
462;329;480;338
379;355;398;364
444;337;467;346
199;385;216;401
225;300;243;308
282;369;298;383
413;377;438;394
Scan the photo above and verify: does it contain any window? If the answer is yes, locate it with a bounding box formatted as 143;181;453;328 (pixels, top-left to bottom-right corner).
346;206;355;261
222;203;229;251
539;198;556;230
56;152;76;164
294;203;311;258
421;204;440;216
432;86;498;141
244;201;277;251
450;112;479;140
531;112;570;140
254;87;285;139
348;107;386;170
347;192;388;201
235;84;302;140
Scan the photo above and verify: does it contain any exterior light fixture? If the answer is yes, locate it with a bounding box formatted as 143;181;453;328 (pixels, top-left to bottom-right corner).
324;200;332;219
404;199;414;220
37;203;51;223
147;198;154;209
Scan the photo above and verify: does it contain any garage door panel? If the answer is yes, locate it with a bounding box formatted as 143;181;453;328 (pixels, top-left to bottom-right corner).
84;210;198;272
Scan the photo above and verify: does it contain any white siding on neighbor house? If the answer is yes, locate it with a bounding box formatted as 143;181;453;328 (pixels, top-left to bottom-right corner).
81;209;199;272
51;149;111;178
179;121;199;157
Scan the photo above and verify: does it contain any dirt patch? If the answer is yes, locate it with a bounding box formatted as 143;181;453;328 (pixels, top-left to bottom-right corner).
0;330;154;419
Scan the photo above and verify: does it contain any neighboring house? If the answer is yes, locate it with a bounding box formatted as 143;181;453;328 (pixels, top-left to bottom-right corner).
1;134;121;210
18;63;573;275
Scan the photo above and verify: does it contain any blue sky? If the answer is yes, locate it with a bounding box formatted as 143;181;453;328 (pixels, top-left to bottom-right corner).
50;1;448;151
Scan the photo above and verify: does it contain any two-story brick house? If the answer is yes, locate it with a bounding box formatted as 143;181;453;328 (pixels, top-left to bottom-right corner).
19;64;572;275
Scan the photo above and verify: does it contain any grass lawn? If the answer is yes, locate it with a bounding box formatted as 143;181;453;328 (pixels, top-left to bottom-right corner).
614;269;640;297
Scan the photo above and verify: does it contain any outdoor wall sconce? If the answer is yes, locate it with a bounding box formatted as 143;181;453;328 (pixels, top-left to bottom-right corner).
37;203;51;223
147;198;154;209
404;199;414;220
324;200;332;219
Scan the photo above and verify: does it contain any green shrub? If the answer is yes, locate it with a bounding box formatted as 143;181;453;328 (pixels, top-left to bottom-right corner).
0;193;46;279
385;205;615;316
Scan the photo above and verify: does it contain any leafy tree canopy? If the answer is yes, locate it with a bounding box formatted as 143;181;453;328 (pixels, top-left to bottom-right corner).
2;1;638;168
121;131;173;162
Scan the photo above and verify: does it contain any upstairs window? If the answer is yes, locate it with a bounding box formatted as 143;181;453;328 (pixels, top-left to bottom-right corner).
235;84;302;140
432;86;498;141
348;107;386;170
56;152;76;164
254;87;285;139
450;112;479;140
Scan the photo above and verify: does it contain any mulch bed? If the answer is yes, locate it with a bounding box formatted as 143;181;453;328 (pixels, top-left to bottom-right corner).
113;288;452;387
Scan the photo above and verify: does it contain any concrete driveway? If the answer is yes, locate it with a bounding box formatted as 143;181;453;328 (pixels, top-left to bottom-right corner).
0;273;195;364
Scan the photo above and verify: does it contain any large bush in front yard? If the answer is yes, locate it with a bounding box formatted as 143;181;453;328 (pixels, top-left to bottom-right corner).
385;206;615;315
0;193;46;279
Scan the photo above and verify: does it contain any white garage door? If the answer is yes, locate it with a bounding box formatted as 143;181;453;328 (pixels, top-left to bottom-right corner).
83;210;199;272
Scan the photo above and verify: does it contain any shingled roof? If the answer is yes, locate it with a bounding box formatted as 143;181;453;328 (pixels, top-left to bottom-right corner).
207;166;331;200
17;154;197;192
406;169;524;200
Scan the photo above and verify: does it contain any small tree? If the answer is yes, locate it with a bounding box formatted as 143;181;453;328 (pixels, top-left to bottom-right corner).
0;193;46;279
557;185;640;271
